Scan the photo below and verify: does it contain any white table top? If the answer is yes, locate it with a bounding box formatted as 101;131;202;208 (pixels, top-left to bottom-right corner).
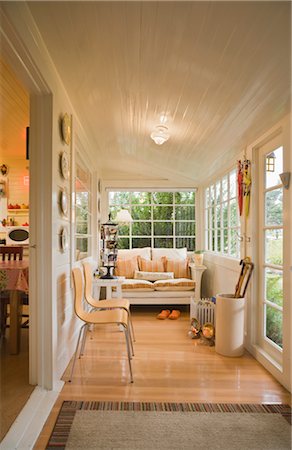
93;276;125;286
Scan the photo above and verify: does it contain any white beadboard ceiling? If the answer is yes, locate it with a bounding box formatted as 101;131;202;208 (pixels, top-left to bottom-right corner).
0;59;29;160
18;2;292;183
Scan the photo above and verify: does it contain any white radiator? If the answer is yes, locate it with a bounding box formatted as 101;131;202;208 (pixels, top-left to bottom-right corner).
190;298;216;325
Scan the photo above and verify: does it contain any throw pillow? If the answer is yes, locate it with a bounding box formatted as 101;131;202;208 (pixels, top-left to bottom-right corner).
138;256;166;272
152;247;187;260
165;258;190;279
134;270;174;281
115;257;139;279
117;247;151;260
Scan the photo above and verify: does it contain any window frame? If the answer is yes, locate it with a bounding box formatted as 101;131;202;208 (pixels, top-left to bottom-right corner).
204;168;240;259
74;152;93;260
107;189;197;250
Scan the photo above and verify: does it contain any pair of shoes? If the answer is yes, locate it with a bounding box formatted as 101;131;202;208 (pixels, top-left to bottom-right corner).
157;310;181;320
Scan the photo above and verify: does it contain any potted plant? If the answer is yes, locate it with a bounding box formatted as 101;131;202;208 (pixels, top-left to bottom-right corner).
193;250;204;266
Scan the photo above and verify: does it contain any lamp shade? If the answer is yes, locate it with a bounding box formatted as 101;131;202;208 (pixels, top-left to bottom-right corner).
116;209;133;223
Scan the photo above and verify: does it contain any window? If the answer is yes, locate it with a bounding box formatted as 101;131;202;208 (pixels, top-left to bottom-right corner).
75;155;92;260
108;190;196;250
204;169;240;258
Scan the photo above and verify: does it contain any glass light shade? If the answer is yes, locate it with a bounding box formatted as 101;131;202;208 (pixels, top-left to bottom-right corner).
150;126;170;145
116;209;133;223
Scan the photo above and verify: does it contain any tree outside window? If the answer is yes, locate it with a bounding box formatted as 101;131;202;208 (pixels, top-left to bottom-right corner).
108;190;196;250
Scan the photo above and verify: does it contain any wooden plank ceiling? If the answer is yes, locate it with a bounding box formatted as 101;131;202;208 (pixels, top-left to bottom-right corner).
13;2;292;183
0;59;29;160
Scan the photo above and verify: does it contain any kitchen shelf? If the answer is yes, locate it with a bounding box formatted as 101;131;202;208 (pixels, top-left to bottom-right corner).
8;209;29;214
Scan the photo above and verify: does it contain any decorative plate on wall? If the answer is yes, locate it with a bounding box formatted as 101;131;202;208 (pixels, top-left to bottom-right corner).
98;179;101;194
59;226;69;252
59;188;69;216
61;113;71;145
60;151;70;180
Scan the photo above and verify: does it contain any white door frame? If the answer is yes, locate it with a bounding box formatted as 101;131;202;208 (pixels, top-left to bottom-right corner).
0;8;54;389
256;133;284;365
249;117;291;392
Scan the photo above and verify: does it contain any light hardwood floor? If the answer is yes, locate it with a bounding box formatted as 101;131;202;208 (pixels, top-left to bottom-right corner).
34;308;290;449
0;328;35;441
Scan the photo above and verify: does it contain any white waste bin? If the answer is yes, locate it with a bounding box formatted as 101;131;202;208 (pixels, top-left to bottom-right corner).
215;294;245;357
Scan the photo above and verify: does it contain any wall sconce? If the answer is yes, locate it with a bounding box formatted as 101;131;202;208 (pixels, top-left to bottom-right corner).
279;172;290;189
266;152;275;172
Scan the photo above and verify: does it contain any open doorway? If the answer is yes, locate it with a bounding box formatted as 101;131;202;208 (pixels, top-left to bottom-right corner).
0;59;34;440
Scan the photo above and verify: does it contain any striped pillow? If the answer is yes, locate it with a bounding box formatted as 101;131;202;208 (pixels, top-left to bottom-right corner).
138;256;166;273
115;257;139;279
165;258;190;279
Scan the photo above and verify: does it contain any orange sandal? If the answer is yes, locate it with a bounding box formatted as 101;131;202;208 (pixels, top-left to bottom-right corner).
157;310;171;320
169;310;181;320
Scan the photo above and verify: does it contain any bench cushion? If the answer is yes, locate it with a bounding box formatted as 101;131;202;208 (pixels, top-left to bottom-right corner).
121;279;155;291
153;278;195;291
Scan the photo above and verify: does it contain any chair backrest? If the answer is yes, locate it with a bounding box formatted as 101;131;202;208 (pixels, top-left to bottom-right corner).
72;267;86;321
0;246;23;261
83;262;93;301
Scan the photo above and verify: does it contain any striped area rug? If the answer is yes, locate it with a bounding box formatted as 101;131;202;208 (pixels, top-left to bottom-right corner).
46;401;291;449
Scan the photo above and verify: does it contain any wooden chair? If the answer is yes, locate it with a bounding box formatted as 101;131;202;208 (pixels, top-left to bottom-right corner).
0;246;27;335
83;262;136;345
0;246;23;261
70;267;133;383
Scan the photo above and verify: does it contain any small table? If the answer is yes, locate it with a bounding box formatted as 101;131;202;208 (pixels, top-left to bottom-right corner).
189;264;207;301
0;260;29;354
93;276;125;300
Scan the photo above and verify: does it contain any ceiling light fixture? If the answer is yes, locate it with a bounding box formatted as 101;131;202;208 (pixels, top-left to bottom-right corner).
150;125;170;145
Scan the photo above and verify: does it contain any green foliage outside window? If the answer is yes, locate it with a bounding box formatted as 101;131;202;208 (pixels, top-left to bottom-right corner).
109;191;196;250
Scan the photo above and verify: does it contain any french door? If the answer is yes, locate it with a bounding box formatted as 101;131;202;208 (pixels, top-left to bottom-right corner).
257;134;285;365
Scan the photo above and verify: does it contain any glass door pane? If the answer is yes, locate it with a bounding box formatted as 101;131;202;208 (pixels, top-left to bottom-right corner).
258;141;284;362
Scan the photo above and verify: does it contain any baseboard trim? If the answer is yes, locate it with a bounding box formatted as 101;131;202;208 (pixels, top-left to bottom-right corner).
0;381;64;450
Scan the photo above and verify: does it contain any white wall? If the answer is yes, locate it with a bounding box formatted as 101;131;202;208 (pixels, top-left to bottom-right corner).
201;253;239;298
